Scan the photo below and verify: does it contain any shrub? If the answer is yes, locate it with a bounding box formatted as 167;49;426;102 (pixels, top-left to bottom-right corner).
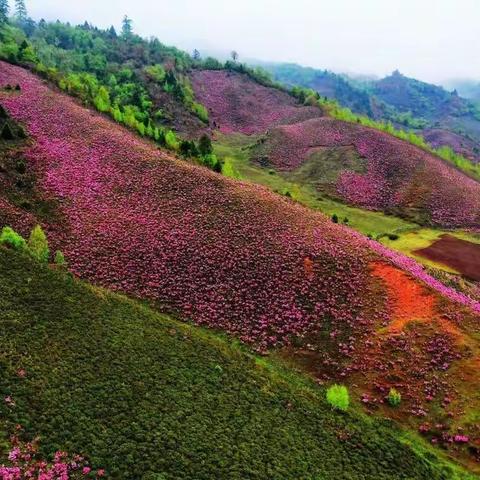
388;234;399;241
27;225;49;263
198;134;213;156
165;130;179;151
0;226;26;250
326;384;349;411
54;250;67;267
331;214;339;224
387;388;401;407
192;102;209;123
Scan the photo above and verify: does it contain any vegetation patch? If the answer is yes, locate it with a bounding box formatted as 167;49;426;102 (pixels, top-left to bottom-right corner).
0;247;476;480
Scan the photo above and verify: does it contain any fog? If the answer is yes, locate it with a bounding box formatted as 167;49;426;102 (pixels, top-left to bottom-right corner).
27;0;480;83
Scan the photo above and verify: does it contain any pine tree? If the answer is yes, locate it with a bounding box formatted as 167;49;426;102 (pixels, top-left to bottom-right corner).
121;15;133;38
0;0;9;24
27;225;50;263
14;0;27;21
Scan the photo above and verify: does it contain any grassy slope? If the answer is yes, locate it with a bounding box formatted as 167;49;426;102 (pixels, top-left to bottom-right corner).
0;247;476;480
215;133;479;273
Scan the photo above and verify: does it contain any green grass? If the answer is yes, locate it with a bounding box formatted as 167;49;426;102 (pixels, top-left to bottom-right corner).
0;247;476;479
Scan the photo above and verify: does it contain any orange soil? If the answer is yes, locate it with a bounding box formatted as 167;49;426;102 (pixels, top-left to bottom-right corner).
371;262;464;341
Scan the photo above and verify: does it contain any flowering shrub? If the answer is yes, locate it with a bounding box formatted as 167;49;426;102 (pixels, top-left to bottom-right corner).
326;384;349;411
0;435;104;479
257;117;480;228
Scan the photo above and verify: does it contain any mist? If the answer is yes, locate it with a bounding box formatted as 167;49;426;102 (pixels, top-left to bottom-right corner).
26;0;480;84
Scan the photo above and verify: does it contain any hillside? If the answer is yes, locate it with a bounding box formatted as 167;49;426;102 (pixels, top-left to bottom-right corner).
191;69;480;228
257;62;373;116
2;61;480;472
264;62;480;163
2;247;477;479
190;69;321;134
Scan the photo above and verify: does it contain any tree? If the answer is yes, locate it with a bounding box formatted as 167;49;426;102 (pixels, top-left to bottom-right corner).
192;49;200;61
198;134;213;156
121;15;133;38
0;0;9;24
27;225;49;263
54;250;67;268
0;226;26;250
14;0;27;21
230;50;238;62
108;25;117;38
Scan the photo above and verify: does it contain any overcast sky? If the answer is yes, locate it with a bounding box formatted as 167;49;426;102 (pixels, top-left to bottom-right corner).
27;0;479;84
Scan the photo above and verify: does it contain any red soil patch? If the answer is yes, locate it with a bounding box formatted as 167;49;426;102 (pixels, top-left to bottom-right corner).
371;262;464;341
415;234;480;281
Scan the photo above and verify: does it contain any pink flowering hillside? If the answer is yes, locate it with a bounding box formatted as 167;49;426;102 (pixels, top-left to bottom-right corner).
254;117;480;228
0;61;389;354
3;62;480;462
190;69;321;134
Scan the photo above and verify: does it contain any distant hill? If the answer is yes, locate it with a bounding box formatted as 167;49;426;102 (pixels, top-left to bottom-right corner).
262;63;480;163
443;79;480;102
257;61;373;116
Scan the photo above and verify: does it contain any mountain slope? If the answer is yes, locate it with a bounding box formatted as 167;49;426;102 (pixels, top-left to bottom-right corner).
264;62;480;163
191;69;480;228
2;62;480;470
2;247;476;480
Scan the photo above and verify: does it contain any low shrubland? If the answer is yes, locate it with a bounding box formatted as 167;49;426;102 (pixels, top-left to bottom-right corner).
0;246;475;480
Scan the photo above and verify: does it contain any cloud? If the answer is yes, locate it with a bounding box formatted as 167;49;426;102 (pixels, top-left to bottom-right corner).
27;0;480;82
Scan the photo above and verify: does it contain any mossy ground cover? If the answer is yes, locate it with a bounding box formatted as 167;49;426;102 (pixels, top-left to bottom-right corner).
0;247;475;479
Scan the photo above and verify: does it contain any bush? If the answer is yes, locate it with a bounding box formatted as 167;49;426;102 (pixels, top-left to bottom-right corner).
27;225;49;263
388;234;399;241
331;214;339;223
387;388;401;407
165;130;179;151
54;250;67;268
0;226;26;250
326;384;349;411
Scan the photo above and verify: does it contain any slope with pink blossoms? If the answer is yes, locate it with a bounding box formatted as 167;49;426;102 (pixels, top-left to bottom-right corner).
2;62;480;465
191;69;480;229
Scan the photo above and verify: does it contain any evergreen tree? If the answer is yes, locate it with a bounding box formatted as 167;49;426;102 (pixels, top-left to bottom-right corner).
193;49;200;61
27;225;50;263
14;0;27;21
108;25;117;38
0;0;9;24
121;15;133;37
198;134;213;156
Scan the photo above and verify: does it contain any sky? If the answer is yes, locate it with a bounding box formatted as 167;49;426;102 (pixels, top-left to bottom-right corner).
27;0;480;84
